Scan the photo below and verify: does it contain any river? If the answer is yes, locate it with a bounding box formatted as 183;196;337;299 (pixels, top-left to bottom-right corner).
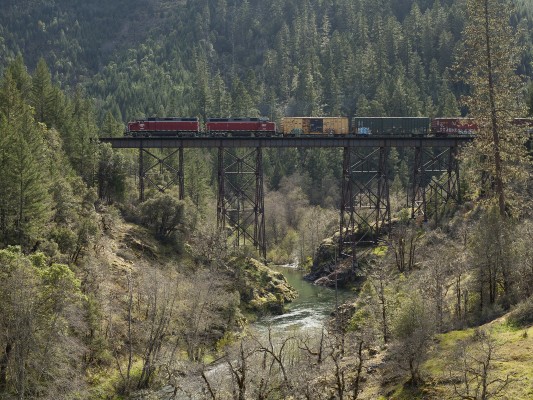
255;264;354;332
198;264;355;395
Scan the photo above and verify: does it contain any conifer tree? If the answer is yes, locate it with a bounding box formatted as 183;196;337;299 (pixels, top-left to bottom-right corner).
0;70;51;246
211;72;232;117
6;55;32;99
528;81;533;115
461;0;529;216
64;87;100;186
192;48;213;120
30;58;57;127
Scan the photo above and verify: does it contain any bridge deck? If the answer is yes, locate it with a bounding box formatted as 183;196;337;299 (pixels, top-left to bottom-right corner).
99;136;473;148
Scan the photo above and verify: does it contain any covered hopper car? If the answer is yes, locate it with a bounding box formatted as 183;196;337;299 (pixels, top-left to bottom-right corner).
352;117;430;136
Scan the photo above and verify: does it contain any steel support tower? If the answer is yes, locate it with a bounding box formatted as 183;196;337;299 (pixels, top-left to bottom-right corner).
217;147;266;258
339;147;391;267
103;136;471;260
138;145;184;202
410;146;460;222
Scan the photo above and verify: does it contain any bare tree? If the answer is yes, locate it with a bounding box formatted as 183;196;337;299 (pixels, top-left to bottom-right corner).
226;342;250;400
418;230;460;333
469;208;515;317
136;269;181;389
387;222;422;273
114;272;134;395
364;258;395;344
451;330;511;400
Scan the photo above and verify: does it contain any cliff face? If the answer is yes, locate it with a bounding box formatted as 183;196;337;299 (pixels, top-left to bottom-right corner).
304;236;362;288
304;236;337;282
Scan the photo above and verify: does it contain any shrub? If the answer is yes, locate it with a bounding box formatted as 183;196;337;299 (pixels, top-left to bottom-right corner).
507;296;533;327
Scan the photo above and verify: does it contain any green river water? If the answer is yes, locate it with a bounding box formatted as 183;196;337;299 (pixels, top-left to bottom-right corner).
256;265;354;331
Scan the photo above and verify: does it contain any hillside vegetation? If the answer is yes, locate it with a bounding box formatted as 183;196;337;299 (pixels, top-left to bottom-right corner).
0;0;532;399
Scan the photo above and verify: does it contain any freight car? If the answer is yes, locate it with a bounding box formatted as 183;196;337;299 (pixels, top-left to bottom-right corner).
206;117;277;137
431;118;478;136
126;117;199;137
513;118;533;134
281;117;349;136
352;117;430;136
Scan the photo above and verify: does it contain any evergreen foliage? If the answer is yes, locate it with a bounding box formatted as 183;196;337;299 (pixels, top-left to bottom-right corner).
460;0;529;216
0;1;532;398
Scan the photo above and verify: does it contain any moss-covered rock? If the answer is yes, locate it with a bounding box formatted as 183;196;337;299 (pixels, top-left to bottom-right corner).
230;256;297;315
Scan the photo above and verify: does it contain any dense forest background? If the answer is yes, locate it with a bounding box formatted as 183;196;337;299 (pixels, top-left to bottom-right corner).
1;0;533;122
1;0;533;399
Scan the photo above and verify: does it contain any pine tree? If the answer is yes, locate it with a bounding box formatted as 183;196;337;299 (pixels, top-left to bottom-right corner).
192;48;213;120
6;55;32;99
63;87;100;186
437;70;459;117
211;72;232;116
528;81;533;115
0;70;51;246
231;76;256;117
461;0;529;216
30;58;57;127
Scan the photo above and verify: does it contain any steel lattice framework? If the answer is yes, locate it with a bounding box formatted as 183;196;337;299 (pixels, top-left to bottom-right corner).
339;147;391;267
217;147;266;257
102;135;471;260
410;146;461;222
138;145;184;201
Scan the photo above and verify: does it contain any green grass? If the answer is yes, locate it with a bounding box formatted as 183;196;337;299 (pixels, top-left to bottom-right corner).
381;322;533;399
420;322;533;399
87;359;145;399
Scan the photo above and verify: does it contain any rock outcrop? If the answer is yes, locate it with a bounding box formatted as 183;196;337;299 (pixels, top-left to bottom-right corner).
230;256;298;315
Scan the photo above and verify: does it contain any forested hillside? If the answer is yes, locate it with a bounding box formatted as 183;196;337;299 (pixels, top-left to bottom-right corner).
1;0;533;122
85;0;533;121
0;0;533;399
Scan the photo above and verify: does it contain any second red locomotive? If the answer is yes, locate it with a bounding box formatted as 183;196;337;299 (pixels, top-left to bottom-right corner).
206;118;277;136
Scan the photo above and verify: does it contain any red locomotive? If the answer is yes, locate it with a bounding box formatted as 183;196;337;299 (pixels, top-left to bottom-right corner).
431;118;478;136
126;117;200;137
206;117;277;136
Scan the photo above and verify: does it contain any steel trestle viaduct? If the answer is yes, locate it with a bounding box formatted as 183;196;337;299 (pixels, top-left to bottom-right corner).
100;135;472;263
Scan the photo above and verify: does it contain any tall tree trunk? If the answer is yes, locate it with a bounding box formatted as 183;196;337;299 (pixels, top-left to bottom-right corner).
0;343;12;390
483;0;505;216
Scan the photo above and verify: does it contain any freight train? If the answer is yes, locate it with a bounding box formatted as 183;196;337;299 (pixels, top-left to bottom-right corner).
125;116;533;137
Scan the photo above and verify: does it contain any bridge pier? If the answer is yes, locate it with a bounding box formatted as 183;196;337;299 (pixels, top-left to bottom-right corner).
138;146;184;202
410;146;461;223
104;136;471;262
217;147;266;258
339;146;391;267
